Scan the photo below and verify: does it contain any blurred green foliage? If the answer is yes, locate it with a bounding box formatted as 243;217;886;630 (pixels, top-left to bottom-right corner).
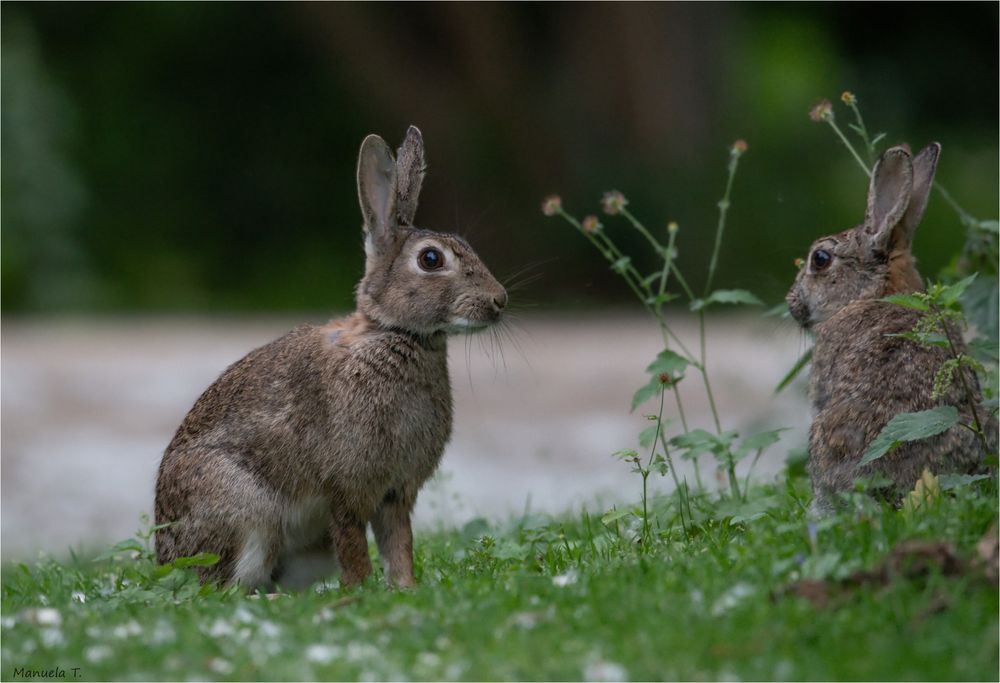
2;3;997;313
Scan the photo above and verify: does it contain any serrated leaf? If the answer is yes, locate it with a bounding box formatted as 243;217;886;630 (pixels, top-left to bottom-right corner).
645;349;689;377
612;448;639;461
968;337;1000;362
775;348;812;394
938;273;978;308
882;293;929;311
962;277;999;343
859;406;961;465
631;380;662;412
670;429;738;460
736;428;789;458
690;289;764;311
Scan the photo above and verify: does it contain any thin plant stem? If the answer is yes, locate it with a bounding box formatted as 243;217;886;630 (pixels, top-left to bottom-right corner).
846;101;876;164
933;183;979;230
695;148;747;436
620;207;665;255
655;390;689;536
697;312;723;434
824;117;871;177
641;387;669;543
936;307;991;456
742;448;765;501
705;150;743;295
559;209;651;307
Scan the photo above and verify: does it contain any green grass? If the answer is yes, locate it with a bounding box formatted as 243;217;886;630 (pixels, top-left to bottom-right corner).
2;473;997;682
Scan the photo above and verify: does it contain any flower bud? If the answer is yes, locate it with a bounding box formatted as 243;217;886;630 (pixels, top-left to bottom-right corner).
582;215;601;234
601;190;628;216
809;99;833;123
541;195;562;216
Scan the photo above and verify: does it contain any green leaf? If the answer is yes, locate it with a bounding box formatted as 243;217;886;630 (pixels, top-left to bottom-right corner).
714;495;782;524
962;278;999;343
639;424;662;449
171;552;220;569
938;273;978;308
611;256;632;274
612;448;639;461
871;132;887;146
645;349;689;378
600;508;633;526
736;428;789;458
775;348;812;394
92;539;145;562
882;293;929;311
937;473;990;491
645;293;678;307
885;331;950;347
859;406;961;465
690;289;764;311
969;337;1000;363
670;429;738;460
631;380;662;412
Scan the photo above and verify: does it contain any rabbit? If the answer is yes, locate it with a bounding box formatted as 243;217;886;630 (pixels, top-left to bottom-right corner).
154;126;507;589
786;142;996;512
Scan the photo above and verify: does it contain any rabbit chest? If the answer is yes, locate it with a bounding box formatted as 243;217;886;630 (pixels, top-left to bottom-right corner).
317;327;453;505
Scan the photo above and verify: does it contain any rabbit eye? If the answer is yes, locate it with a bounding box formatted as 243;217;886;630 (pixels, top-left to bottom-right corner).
811;249;832;271
418;247;445;271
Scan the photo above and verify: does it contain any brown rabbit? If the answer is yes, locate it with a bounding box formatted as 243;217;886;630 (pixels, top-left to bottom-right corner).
155;126;507;589
786;143;996;512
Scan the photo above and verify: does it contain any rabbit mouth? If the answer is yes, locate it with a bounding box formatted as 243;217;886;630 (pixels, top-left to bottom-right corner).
786;295;812;329
445;316;495;334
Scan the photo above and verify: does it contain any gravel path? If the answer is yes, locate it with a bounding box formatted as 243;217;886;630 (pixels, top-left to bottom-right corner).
1;312;811;558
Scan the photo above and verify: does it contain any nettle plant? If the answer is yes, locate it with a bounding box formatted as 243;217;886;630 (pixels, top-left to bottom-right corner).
810;92;998;471
543;141;786;543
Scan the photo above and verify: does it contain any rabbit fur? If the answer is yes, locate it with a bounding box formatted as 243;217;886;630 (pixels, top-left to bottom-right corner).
155;126;507;589
786;143;996;512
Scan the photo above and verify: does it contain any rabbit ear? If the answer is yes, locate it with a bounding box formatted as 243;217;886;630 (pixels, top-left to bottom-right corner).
357;134;398;248
864;146;913;252
894;142;941;250
394;126;425;226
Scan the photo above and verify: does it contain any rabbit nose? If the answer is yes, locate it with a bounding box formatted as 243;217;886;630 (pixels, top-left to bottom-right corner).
492;291;508;311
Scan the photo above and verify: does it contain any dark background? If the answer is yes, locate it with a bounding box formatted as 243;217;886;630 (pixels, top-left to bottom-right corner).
3;3;997;313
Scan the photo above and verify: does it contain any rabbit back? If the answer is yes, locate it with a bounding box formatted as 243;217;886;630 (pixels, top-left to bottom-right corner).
808;299;990;510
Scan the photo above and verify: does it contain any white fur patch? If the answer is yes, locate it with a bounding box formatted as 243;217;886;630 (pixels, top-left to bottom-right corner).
277;551;339;590
281;496;329;551
233;530;272;588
